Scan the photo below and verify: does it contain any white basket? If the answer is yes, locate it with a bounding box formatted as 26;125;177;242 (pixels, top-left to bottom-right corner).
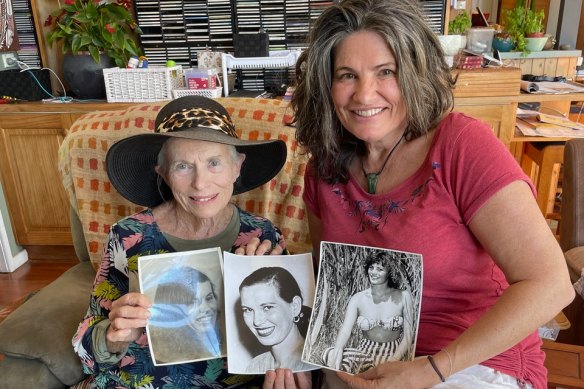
172;87;223;99
103;66;184;103
221;52;300;70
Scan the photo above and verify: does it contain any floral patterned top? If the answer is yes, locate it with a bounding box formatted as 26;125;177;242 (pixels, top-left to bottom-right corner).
72;207;287;389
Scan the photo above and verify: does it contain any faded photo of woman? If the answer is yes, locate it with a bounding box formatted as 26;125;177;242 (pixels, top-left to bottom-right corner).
147;265;224;365
138;248;226;366
324;250;416;373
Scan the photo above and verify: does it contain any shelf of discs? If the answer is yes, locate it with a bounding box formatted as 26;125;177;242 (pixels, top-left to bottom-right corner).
132;0;444;92
10;0;42;66
133;0;330;92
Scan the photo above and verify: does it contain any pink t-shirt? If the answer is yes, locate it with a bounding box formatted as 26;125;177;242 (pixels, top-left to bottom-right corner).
303;112;545;389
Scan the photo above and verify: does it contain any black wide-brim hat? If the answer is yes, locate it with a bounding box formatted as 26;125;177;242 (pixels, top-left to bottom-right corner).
106;96;287;207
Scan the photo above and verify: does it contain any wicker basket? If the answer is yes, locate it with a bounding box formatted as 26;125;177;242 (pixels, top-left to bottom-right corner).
103;66;184;102
172;87;223;99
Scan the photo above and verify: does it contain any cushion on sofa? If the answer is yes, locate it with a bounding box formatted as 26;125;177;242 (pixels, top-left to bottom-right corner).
0;262;95;385
0;356;66;389
565;246;584;282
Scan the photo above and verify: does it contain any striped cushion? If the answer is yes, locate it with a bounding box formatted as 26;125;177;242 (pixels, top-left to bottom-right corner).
58;98;311;269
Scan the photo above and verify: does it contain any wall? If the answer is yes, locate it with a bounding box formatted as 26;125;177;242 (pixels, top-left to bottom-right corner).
549;0;583;51
0;181;27;272
471;0;498;23
0;181;21;257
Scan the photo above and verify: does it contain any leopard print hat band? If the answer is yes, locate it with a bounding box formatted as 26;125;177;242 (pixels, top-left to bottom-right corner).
156;107;237;137
106;96;287;207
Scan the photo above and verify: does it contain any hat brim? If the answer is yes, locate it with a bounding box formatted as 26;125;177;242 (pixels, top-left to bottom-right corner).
106;130;287;207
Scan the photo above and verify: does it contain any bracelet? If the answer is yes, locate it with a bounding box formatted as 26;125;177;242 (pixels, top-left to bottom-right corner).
427;355;445;382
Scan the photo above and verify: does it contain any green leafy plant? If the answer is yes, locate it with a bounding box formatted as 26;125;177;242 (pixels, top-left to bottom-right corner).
524;8;545;35
504;0;545;54
448;11;472;35
45;0;142;67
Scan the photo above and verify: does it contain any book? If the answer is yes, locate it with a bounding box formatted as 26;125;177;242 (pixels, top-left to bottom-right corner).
537;112;584;131
515;115;584;138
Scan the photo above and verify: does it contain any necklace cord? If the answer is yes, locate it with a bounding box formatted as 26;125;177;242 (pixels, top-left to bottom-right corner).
361;133;405;194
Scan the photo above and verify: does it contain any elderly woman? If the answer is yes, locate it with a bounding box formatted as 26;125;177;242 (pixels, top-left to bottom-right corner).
239;266;315;373
326;251;415;373
72;96;290;388
291;0;574;388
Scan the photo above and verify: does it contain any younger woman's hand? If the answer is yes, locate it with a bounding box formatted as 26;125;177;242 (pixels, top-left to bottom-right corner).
263;369;312;389
337;357;439;389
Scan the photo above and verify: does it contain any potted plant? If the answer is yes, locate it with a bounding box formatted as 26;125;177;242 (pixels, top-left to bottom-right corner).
44;0;142;98
524;7;545;37
448;10;472;35
45;0;142;67
492;30;515;52
504;0;546;54
439;11;471;57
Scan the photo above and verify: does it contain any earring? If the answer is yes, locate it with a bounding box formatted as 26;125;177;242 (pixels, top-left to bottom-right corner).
293;312;303;323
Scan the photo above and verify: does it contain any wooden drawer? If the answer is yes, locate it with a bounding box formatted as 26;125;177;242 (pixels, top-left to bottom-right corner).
452;67;521;98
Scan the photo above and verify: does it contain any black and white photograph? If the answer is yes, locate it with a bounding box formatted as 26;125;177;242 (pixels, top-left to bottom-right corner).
302;241;423;375
138;248;226;366
223;252;319;374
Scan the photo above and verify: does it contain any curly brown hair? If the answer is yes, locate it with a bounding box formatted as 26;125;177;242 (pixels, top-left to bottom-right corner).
292;0;454;184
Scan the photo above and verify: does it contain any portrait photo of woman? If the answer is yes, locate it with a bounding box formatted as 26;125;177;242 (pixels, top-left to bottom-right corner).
303;241;422;374
223;252;318;374
139;248;225;366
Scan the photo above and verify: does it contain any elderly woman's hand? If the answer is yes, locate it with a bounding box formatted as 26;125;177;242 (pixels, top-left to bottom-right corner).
235;237;285;256
106;292;152;351
263;369;312;389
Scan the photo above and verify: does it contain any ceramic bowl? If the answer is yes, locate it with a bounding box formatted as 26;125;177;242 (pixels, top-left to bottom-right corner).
437;35;465;56
471;12;490;26
492;36;514;52
525;37;548;52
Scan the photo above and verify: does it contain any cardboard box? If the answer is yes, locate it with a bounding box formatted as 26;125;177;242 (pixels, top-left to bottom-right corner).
184;68;218;90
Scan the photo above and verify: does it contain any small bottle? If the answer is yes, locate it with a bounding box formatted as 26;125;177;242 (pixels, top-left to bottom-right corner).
138;56;148;68
127;56;139;69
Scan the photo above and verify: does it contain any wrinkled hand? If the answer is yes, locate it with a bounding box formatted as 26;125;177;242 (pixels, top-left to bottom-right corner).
107;292;152;345
235;237;284;256
337;358;436;389
263;369;312;389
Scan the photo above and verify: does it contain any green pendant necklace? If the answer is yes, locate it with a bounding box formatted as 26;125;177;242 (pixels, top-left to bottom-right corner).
361;134;404;194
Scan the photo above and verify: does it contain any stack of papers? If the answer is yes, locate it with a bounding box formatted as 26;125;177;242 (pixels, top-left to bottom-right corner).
516;110;584;138
520;81;584;94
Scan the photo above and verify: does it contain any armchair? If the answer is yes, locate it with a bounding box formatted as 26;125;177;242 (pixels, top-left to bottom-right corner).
560;138;584;283
556;138;584;346
0;98;310;388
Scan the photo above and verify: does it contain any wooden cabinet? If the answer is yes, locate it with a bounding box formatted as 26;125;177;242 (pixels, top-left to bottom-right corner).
0;122;70;245
452;67;522;155
0;103;131;246
454;98;518;145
